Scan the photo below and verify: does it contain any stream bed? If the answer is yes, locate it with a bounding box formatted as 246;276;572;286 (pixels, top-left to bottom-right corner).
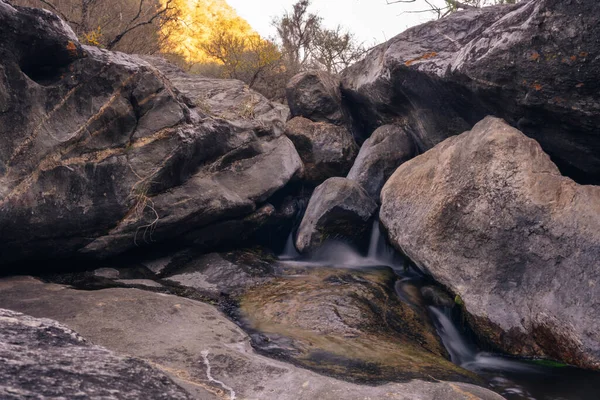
277;221;600;400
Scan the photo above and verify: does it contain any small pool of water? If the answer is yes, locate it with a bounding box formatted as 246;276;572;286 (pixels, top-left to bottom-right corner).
278;221;600;400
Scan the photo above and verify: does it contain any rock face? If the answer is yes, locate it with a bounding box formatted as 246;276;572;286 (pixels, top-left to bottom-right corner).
0;276;505;400
296;177;377;253
0;2;302;266
285;117;358;184
0;307;192;399
143;55;290;135
342;0;600;184
286;70;346;126
347;124;416;200
380;117;600;370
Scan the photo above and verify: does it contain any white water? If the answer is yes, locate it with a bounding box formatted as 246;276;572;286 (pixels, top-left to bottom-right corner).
429;307;540;374
279;231;300;260
279;220;403;269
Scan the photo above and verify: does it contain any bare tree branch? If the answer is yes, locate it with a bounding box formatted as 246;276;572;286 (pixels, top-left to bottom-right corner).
105;0;174;50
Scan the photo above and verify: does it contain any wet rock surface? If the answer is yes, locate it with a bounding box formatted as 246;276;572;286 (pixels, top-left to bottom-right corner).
0;2;302;267
381;117;600;370
0;276;505;400
0;307;192;400
347;123;417;200
296;177;377;253
285;117;358;184
239;265;479;384
342;0;600;184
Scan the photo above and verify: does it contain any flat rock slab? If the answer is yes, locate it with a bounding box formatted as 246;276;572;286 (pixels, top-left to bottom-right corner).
0;307;192;400
0;276;505;400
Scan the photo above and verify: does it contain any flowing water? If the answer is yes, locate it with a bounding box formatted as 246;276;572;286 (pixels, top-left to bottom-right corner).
279;221;600;400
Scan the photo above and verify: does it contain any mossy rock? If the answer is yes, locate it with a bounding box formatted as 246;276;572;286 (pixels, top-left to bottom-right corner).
238;266;480;384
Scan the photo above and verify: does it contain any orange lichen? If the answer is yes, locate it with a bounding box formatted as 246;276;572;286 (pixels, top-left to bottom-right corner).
66;41;78;56
405;52;438;66
530;51;541;61
579;52;589;58
570;55;577;62
532;83;543;91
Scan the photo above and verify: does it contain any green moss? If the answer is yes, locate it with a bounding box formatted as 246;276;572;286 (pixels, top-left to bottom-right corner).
454;295;464;306
529;359;569;368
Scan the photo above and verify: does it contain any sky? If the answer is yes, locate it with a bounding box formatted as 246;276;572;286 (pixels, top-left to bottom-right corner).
226;0;443;47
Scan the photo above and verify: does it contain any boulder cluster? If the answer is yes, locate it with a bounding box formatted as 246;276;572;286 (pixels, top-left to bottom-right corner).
1;0;599;398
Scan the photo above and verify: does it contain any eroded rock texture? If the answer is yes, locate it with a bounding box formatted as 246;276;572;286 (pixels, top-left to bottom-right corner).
342;0;600;183
381;117;600;370
0;2;302;266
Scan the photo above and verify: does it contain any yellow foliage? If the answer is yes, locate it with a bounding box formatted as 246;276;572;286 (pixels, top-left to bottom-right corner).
82;27;103;47
160;0;258;63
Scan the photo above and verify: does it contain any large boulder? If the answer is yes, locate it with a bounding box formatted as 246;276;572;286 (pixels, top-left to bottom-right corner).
347;124;417;200
0;276;505;400
286;70;346;125
285;117;358;184
0;308;192;399
342;0;600;184
380;117;600;370
0;2;302;266
296;177;376;252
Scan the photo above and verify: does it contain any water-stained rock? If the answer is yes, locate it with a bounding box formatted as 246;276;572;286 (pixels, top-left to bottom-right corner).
239;266;479;384
0;307;192;399
347;124;417;200
296;177;376;253
285;116;358;184
0;2;302;267
342;0;600;184
380;117;600;370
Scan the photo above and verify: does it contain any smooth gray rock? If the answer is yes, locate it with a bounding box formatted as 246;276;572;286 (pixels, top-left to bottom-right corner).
285;117;358;184
286;70;346;125
342;0;600;184
0;2;302;266
163;251;274;297
380;117;600;370
0;276;505;400
296;177;377;252
0;307;192;400
347;124;416;200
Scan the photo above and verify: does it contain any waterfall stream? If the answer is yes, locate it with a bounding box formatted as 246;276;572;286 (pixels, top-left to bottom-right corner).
278;220;600;400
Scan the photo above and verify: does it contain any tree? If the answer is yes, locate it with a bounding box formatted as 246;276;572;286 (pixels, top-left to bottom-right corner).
387;0;518;19
200;23;282;88
11;0;179;54
272;0;321;73
312;26;365;74
272;0;365;74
